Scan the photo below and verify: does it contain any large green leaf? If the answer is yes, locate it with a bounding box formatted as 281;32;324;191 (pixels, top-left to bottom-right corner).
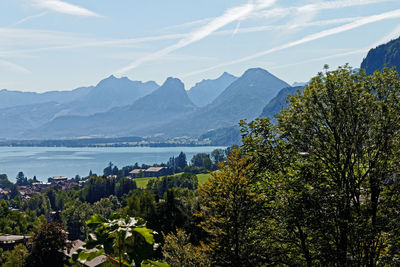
86;213;106;226
133;227;155;245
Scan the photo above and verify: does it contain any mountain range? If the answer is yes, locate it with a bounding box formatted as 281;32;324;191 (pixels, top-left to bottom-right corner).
0;36;397;144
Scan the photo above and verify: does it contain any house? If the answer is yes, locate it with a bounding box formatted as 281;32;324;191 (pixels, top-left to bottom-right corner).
128;169;145;178
18;186;34;200
64;239;107;267
0;188;9;198
48;176;68;183
0;235;32;250
144;167;168;177
32;182;52;191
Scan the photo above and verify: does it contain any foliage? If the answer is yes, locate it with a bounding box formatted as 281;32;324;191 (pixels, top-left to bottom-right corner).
16;171;29;186
74;214;160;267
62;196;121;240
0;244;29;267
0;199;46;235
162;229;210;267
361;35;400;75
115;177;137;199
147;173;198;197
197;149;267;266
23;193;51;216
275;65;400;265
210;149;226;165
168;152;187;173
26;222;71;267
0;174;13;189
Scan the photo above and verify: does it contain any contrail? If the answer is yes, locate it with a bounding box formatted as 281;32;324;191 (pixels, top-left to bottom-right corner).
0;59;30;73
182;8;400;78
32;0;100;17
114;0;276;75
13;12;48;26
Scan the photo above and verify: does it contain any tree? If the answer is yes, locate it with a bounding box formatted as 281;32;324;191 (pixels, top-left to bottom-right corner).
0;243;29;267
175;152;187;170
26;222;71;267
162;229;210;267
211;149;225;165
197;149;266;266
190;153;209;167
16;171;28;186
115;177;137;199
104;162;114;177
266;66;400;266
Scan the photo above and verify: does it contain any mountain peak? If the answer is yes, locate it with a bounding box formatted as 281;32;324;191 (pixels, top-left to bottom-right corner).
162;77;185;89
243;67;272;77
219;72;236;79
96;75;133;87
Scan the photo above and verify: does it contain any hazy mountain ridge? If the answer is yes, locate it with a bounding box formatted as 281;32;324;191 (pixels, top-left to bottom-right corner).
58;75;159;116
27;77;196;139
0;86;92;109
260;86;303;119
152;68;290;137
188;72;237;107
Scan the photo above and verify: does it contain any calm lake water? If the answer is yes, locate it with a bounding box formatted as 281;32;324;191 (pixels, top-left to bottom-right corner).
0;146;225;182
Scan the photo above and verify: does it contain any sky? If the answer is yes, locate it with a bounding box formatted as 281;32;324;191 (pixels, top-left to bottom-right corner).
1;0;400;92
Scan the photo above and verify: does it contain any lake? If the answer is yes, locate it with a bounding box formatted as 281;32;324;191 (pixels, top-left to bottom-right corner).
0;146;225;182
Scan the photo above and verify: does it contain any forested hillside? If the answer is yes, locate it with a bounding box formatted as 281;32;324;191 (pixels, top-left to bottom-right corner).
361;35;400;74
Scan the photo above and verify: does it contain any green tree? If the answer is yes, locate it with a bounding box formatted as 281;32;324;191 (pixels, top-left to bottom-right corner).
275;66;400;265
26;222;71;267
175;152;187;170
211;149;225;165
197;149;266;266
1;243;29;267
162;229;210;267
190;153;210;167
16;171;28;186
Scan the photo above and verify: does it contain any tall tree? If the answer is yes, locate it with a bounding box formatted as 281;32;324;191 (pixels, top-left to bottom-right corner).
26;222;71;267
197;149;266;266
275;65;400;265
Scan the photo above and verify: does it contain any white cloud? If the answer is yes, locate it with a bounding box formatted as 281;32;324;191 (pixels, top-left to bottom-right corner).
32;0;100;17
114;0;276;75
182;8;400;77
269;49;369;70
256;0;396;19
0;59;30;73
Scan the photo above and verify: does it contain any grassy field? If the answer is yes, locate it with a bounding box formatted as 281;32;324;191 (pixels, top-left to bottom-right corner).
134;173;212;189
197;173;212;185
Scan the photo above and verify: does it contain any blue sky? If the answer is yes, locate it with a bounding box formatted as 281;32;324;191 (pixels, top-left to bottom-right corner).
1;0;400;92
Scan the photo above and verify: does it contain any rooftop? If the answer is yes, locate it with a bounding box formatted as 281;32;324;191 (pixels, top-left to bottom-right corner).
129;169;144;174
145;167;167;172
0;235;32;243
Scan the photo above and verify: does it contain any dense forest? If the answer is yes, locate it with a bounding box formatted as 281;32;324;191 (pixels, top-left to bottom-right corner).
2;65;400;266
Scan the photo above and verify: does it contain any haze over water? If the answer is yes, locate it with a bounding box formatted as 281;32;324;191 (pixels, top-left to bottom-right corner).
0;146;224;182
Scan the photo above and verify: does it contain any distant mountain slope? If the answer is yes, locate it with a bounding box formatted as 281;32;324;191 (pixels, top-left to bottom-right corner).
200;85;303;146
361;36;400;75
28;78;195;138
0;86;92;109
156;68;290;137
199;126;241;146
188;72;237;107
57;75;159;116
0;102;62;138
260;86;303;119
